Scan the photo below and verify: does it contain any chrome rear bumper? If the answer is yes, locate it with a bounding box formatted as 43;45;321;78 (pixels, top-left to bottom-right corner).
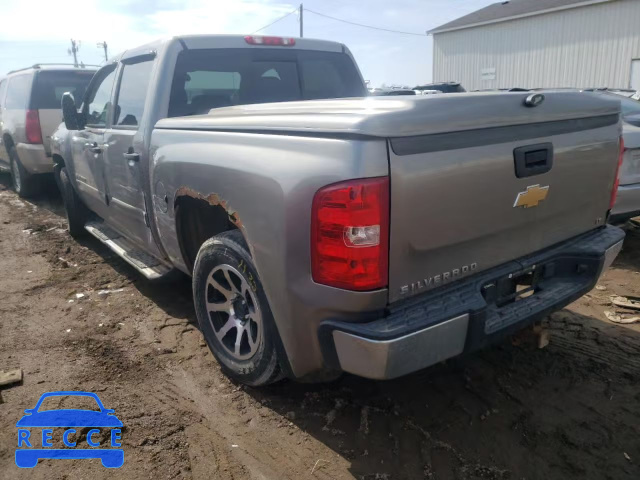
332;314;469;380
603;240;623;272
321;226;625;380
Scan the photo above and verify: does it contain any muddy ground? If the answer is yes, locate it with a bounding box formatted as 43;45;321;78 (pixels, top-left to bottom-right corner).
0;174;639;480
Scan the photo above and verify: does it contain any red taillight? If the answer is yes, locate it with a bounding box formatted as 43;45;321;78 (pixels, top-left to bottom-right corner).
244;35;296;46
610;136;625;210
311;177;389;291
25;109;43;144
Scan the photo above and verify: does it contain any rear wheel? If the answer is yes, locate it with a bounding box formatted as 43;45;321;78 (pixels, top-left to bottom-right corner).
9;146;38;198
53;163;64;193
59;166;89;238
193;230;284;386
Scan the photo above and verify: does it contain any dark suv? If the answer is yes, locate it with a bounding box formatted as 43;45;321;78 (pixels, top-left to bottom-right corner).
413;82;466;94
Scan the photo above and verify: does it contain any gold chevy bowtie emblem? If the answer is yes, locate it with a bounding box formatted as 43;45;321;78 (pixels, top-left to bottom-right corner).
513;184;549;208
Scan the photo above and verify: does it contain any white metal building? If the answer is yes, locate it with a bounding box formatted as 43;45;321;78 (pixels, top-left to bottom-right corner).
430;0;640;91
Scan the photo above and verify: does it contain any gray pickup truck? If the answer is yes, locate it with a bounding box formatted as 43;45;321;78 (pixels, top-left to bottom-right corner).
52;34;625;386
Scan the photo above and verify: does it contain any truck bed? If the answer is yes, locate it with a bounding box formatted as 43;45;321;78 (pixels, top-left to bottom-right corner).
157;91;621;303
154;91;618;137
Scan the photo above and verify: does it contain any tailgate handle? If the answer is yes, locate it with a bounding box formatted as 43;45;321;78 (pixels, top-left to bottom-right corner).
514;143;553;178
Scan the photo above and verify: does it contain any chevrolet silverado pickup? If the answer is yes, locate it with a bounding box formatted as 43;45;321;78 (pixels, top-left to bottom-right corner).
52;34;625;386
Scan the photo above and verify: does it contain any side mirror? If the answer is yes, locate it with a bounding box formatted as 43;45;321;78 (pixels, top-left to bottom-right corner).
61;92;80;130
23;409;34;415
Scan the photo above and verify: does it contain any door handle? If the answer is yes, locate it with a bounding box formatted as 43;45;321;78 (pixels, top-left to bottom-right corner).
124;151;140;162
85;142;102;154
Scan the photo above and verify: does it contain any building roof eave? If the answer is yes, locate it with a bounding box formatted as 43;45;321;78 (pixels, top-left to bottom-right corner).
428;0;614;35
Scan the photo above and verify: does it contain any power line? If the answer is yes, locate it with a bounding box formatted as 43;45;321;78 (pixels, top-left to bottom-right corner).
251;8;299;34
304;8;427;37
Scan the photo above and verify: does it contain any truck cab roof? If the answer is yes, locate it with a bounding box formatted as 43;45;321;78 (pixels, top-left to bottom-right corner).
111;34;348;65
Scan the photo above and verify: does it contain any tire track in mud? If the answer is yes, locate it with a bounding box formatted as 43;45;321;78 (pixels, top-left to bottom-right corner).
163;368;346;480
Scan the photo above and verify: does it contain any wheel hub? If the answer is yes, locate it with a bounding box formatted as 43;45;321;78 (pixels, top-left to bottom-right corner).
204;264;262;361
232;296;249;322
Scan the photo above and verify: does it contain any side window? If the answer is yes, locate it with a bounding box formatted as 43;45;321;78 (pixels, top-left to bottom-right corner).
113;60;154;127
5;75;31;109
85;67;117;127
300;59;345;99
184;71;241;102
0;79;7;107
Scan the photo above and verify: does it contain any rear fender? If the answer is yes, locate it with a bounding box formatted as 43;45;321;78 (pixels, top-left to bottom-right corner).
150;129;389;377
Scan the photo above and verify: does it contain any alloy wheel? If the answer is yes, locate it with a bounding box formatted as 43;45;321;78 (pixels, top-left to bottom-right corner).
205;264;263;361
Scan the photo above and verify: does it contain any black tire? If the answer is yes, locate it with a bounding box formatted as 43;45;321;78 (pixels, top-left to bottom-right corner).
53;163;64;194
193;230;284;386
59;167;89;238
9;146;38;198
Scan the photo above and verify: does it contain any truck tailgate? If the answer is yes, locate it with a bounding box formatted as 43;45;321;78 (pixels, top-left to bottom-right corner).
388;91;621;303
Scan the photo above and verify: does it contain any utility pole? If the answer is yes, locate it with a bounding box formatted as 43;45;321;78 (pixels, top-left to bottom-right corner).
97;41;108;62
299;3;303;38
68;39;80;67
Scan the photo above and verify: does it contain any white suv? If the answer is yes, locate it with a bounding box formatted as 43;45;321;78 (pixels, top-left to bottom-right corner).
0;64;97;197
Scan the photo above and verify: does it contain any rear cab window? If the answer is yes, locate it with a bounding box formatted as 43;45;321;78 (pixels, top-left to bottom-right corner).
168;48;365;117
5;74;32;109
31;70;95;110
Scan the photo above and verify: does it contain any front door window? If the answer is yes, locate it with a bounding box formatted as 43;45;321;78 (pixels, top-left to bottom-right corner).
85;67;117;128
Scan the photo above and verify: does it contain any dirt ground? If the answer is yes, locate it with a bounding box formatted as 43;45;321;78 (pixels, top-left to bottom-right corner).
0;174;639;480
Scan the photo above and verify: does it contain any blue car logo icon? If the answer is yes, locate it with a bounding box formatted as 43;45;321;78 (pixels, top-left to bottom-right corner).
15;391;124;468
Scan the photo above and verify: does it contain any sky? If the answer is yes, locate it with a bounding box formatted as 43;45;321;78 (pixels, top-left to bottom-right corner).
0;0;494;87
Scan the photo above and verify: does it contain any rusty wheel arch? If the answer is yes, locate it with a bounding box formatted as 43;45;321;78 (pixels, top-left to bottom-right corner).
173;187;246;272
